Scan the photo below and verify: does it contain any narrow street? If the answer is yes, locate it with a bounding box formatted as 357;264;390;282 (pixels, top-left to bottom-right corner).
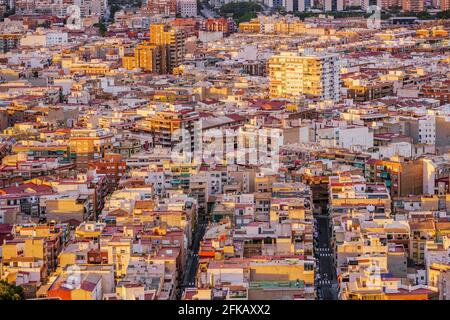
315;208;338;300
179;221;207;293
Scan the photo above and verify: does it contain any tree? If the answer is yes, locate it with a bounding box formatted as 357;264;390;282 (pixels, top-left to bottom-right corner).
274;5;287;15
436;10;450;19
97;21;107;36
0;281;25;300
220;2;262;24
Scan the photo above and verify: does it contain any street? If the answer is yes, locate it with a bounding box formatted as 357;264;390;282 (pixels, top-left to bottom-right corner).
315;210;338;300
180;221;207;292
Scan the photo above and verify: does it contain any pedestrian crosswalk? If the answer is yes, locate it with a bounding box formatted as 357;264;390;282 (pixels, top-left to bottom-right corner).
318;253;333;257
316;247;333;257
318;280;332;285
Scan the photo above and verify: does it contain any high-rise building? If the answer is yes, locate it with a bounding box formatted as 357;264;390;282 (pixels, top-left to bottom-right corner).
402;0;424;12
69;128;114;170
149;24;185;74
441;0;450;10
177;0;197;17
380;0;400;10
123;24;185;74
282;0;306;12
73;0;108;18
146;0;177;16
268;51;341;101
264;0;284;7
362;0;382;10
122;42;161;73
134;42;161;73
136;110;200;155
324;0;344;11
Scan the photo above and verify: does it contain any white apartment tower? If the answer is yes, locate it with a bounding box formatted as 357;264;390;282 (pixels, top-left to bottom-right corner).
418;116;436;145
324;0;344;11
269;51;341;102
177;0;197;17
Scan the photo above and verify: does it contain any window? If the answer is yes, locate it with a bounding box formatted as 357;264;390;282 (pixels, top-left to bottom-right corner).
304;263;314;271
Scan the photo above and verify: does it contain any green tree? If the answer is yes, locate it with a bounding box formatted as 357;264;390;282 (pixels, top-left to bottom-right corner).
0;281;25;300
436;10;450;19
95;21;107;36
220;2;262;23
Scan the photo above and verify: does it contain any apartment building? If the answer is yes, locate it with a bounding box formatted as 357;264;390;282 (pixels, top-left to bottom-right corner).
269;51;340;102
69;128;114;170
177;0;197;17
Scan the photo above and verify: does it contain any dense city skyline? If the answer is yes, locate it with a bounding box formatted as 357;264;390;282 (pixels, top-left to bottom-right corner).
0;0;449;303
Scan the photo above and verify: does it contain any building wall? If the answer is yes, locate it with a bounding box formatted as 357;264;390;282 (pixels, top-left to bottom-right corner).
399;159;424;196
387;251;407;278
422;158;436;195
439;271;450;300
207;268;245;285
283;126;310;144
248;287;305;299
269;52;340;101
339;126;374;150
72;288;95;300
45;199;86;222
24;239;45;260
402;0;424;12
436;116;450;148
249;263;314;284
